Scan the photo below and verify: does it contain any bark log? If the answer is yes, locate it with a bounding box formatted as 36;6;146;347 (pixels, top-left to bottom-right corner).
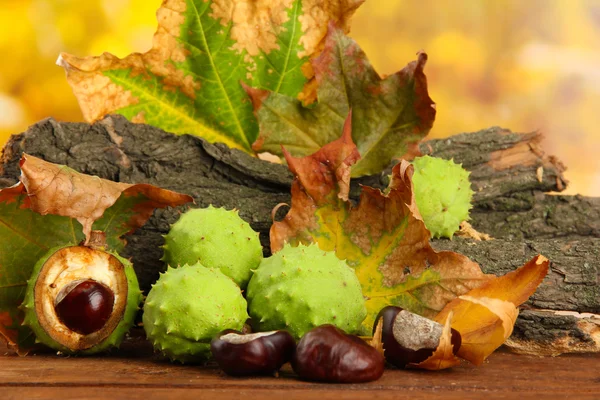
1;115;598;356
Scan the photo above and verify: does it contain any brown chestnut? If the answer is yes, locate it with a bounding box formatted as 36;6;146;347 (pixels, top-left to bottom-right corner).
374;306;461;368
54;279;115;335
210;330;295;376
291;325;384;383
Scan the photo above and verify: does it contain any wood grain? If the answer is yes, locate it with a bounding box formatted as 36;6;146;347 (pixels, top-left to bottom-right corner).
1;341;599;400
1;335;599;398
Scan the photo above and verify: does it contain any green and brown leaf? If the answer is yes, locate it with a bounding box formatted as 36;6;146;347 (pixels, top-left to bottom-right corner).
59;0;364;153
0;155;192;353
0;186;84;354
250;23;436;177
270;118;489;331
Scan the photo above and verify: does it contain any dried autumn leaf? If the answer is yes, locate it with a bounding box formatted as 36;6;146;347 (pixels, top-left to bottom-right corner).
271;118;491;330
0;155;192;353
59;0;364;153
20;154;192;243
250;23;436;177
434;255;549;365
412;312;461;370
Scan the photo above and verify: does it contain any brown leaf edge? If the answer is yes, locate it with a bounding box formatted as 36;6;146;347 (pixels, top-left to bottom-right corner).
18;154;193;243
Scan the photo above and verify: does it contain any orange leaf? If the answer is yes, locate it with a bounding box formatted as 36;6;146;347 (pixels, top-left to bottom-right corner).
434;255;549;365
412;312;461;370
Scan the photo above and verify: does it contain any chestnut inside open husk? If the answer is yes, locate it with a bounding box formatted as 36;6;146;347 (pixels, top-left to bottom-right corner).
55;279;115;335
211;329;295;376
292;324;385;383
21;239;142;354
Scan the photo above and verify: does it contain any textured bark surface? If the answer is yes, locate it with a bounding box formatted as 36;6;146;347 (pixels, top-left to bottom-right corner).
433;238;600;356
0;116;293;291
1;116;598;356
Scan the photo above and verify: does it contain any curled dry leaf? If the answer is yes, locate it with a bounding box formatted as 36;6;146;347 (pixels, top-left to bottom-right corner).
59;0;364;153
412;312;461;371
0;155;192;354
19;154;193;244
434;255;549;365
271;117;491;331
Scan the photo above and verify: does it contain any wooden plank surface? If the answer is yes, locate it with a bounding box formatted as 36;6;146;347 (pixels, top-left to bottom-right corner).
1;341;599;400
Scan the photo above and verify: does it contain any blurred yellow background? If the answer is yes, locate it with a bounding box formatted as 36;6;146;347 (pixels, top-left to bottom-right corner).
1;0;599;195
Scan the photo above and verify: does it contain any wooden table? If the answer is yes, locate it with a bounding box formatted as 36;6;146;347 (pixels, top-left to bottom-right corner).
1;340;599;400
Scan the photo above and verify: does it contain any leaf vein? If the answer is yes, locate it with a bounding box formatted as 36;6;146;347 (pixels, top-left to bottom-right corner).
0;217;49;252
273;0;300;93
189;1;249;149
263;102;321;149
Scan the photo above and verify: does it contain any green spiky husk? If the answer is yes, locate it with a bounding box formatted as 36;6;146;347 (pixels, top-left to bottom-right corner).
143;264;248;363
21;245;142;355
162;205;262;289
246;243;366;339
412;155;474;239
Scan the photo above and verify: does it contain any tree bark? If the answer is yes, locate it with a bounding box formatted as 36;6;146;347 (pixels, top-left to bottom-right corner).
1;115;598;356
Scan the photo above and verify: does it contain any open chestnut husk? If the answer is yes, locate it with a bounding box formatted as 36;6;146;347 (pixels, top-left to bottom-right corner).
21;233;142;354
374;306;461;368
211;329;295;376
292;325;385;383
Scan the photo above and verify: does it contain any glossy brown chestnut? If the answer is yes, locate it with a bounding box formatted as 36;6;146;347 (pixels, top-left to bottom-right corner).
374;306;461;368
291;325;385;383
210;329;296;376
54;279;115;335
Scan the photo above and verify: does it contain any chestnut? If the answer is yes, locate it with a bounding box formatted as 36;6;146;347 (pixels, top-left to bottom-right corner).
54;279;115;335
291;325;384;383
374;306;461;368
210;329;295;376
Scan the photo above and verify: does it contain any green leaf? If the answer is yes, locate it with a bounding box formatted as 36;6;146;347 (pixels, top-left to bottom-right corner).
0;196;84;307
102;68;244;149
250;0;307;96
92;193;149;253
252;23;436;176
59;0;364;153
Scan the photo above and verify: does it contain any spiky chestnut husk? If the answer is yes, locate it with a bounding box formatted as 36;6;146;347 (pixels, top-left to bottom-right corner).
21;245;142;354
143;264;249;363
246;243;366;339
411;155;474;239
162;206;262;289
